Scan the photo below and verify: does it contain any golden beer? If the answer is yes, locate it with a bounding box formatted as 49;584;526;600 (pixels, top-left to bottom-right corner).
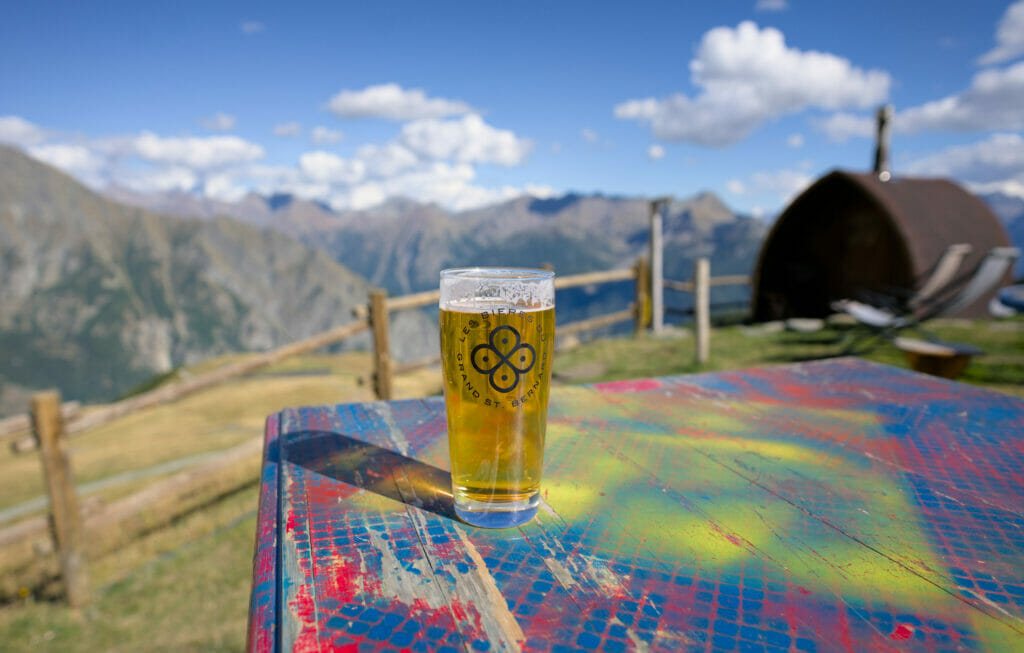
439;269;555;527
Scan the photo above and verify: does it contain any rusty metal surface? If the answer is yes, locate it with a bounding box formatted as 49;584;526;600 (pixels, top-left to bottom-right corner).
249;358;1024;651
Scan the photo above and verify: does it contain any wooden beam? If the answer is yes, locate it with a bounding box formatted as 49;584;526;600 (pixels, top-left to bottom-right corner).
12;319;370;453
634;257;650;334
32;391;89;607
694;258;711;365
649;199;666;334
369;290;393;400
559;306;636;339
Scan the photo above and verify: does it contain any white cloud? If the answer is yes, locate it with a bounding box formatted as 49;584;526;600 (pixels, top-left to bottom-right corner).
200;112;236;131
581;128;599;143
355;143;419;177
10;112;540;211
614;21;890;146
786;133;804;148
893;61;1024;132
327;83;473;121
124;166;200;194
978;0;1024;65
755;0;788;11
298;151;366;184
310;125;344;145
133;132;264;169
648;144;665;160
241;21;265;35
273;122;302;137
726;168;813;206
0;115;48;146
399;114;532;166
27;143;107;187
904;133;1024;189
27;143;103;174
817;112;875;142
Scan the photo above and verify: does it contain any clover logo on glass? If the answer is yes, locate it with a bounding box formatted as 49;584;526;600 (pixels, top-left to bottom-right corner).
471;325;536;393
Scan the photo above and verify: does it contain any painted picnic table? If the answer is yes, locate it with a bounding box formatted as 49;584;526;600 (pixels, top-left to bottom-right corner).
248;358;1024;652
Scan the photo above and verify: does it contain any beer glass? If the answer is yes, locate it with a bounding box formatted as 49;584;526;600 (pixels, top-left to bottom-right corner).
439;268;555;528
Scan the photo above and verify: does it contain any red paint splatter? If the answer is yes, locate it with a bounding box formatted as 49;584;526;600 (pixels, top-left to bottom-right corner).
890;624;914;640
595;378;663;394
796;586;811;595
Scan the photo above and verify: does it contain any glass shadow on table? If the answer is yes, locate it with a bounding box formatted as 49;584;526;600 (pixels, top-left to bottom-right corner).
281;429;458;521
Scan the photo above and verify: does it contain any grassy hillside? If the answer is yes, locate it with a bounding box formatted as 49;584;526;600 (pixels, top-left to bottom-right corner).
0;318;1019;650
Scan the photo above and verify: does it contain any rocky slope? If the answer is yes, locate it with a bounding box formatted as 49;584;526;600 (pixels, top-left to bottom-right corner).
0;146;423;414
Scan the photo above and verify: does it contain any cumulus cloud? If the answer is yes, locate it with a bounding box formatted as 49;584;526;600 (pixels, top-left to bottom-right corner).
755;0;788;11
904;133;1024;187
273;122;302;137
133;132;265;169
0;115;48;146
200;112;236;131
978;0;1024;65
327;83;473;121
241;21;265;35
817;112;875;142
893;61;1024;132
648;144;665;160
298;151;366;185
10;107;540;211
398;114;532;166
581;128;599;143
310;125;344;145
726;168;813;206
614;21;890;146
354;143;419;177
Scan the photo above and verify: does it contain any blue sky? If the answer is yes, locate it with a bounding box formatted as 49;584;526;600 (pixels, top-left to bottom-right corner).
2;1;1023;216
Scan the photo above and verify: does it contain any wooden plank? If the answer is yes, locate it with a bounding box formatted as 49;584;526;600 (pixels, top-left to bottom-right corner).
557;306;635;338
553;267;636;290
664;275;750;293
247;415;281;653
11;318;369;452
393;355;442;376
251;358;1024;651
0;401;80;443
32;391;89;607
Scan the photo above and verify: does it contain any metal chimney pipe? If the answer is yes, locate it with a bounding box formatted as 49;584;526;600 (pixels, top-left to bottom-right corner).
873;104;893;181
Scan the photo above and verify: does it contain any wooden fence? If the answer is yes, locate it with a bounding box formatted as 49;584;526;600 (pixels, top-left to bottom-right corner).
0;251;747;605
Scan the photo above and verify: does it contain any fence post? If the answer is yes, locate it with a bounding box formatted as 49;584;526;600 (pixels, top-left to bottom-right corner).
634;256;650;334
32;390;89;607
694;258;710;365
369;290;394;400
649;199;667;335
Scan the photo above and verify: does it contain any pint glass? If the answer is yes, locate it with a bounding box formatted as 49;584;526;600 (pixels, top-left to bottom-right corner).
439;268;555;528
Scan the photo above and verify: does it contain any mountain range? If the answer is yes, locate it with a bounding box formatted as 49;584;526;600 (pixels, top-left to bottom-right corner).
5;142;1022;415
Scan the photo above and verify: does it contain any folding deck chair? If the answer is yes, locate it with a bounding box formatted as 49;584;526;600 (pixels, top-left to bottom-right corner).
831;246;1020;353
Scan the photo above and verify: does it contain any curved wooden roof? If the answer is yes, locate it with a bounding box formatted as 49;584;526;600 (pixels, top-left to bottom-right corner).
752;170;1012;319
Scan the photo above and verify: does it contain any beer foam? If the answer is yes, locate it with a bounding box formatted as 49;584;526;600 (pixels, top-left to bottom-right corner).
440;268;555;310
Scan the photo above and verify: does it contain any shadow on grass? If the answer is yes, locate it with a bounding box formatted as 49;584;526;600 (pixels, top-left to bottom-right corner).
283;430;457;521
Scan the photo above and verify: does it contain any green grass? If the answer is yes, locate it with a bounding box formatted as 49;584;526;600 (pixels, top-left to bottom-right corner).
0;316;1019;650
555;317;1024;396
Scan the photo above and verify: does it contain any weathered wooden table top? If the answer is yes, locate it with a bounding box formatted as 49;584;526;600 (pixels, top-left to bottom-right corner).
248;358;1024;652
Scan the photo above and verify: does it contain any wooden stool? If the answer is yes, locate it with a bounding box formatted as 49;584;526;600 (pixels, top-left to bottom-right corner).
893;337;982;380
